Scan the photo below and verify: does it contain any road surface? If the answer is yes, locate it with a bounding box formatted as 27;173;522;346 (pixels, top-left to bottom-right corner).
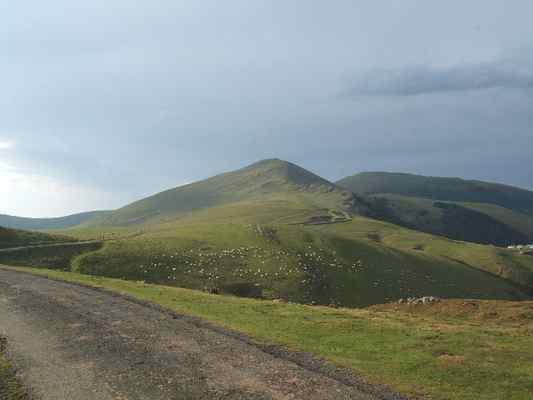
0;267;404;400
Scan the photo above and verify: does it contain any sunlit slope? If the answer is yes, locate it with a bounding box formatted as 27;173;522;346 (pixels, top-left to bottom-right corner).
72;210;533;307
97;159;369;226
337;172;533;245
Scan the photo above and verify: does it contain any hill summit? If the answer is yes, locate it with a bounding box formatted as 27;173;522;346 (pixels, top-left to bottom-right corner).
100;159;367;226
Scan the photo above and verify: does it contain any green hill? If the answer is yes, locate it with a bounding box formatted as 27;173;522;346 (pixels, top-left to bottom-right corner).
337;172;533;246
0;210;111;231
49;160;533;307
69;215;533;308
336;172;533;214
98;159;369;226
0;226;73;249
7;160;533;308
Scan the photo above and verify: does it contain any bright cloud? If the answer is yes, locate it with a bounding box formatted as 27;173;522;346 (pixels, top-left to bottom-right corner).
0;162;119;217
0;140;14;150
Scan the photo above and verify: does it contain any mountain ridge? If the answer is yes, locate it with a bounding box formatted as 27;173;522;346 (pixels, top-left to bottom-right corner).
0;210;112;231
337;171;533;245
337;171;533;214
97;158;369;226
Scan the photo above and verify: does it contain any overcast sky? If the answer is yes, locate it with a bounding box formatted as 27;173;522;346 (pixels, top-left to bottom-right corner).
2;1;533;217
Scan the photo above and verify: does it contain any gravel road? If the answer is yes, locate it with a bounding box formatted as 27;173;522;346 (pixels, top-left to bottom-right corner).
0;267;404;400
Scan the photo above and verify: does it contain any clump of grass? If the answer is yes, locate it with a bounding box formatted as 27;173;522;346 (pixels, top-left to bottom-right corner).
0;337;28;400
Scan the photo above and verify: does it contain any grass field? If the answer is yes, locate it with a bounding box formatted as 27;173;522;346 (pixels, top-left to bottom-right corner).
3;266;532;400
56;210;531;307
0;226;74;249
0;242;103;271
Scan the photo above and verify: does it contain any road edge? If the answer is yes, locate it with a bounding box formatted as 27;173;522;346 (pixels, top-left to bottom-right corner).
0;265;410;400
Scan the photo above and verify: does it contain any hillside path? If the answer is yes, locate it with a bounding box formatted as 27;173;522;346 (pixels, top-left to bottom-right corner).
0;268;401;400
0;240;101;253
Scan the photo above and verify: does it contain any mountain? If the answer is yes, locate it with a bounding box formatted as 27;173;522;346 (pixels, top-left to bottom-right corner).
337;172;533;214
337;172;533;246
0;210;112;231
99;159;369;226
6;159;533;308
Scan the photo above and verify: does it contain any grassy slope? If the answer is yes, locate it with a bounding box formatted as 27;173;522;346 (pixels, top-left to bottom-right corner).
366;194;531;246
319;216;533;288
4;266;532;400
459;202;533;239
0;210;111;231
337;172;533;245
32;159;532;306
62;205;533;307
0;226;74;249
97;159;367;226
0;242;103;271
337;172;533;215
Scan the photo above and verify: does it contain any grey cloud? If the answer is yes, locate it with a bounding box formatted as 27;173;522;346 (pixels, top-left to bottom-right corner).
2;1;533;215
346;57;533;96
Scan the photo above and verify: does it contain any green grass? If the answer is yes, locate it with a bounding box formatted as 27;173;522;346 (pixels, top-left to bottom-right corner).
459;202;533;239
34;158;531;307
337;171;533;215
363;194;531;246
0;242;103;270
64;214;533;307
3;266;532;400
0;210;110;231
0;338;28;400
97;159;363;227
337;171;533;245
0;226;74;249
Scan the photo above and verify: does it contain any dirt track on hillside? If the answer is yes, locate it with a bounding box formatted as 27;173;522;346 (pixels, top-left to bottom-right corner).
0;267;405;400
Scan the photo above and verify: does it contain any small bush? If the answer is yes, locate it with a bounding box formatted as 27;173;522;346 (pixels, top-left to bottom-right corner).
220;282;263;298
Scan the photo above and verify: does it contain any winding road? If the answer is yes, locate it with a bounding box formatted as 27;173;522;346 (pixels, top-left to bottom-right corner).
0;267;402;400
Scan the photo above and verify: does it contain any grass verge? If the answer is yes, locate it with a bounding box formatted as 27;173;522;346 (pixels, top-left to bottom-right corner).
0;337;28;400
2;265;533;400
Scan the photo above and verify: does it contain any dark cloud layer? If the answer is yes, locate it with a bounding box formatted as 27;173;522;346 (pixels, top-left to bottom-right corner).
1;1;533;216
346;57;533;96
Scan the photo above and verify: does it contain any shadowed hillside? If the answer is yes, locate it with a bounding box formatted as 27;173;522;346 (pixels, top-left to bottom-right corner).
0;226;74;249
337;172;533;246
337;172;533;214
0;211;111;231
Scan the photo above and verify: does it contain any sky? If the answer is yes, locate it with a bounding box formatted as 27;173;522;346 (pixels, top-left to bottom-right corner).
1;1;533;217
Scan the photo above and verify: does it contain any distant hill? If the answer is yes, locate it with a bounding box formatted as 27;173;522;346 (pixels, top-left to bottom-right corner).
337;172;533;214
337;172;533;246
0;226;74;249
98;159;370;226
0;210;111;231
